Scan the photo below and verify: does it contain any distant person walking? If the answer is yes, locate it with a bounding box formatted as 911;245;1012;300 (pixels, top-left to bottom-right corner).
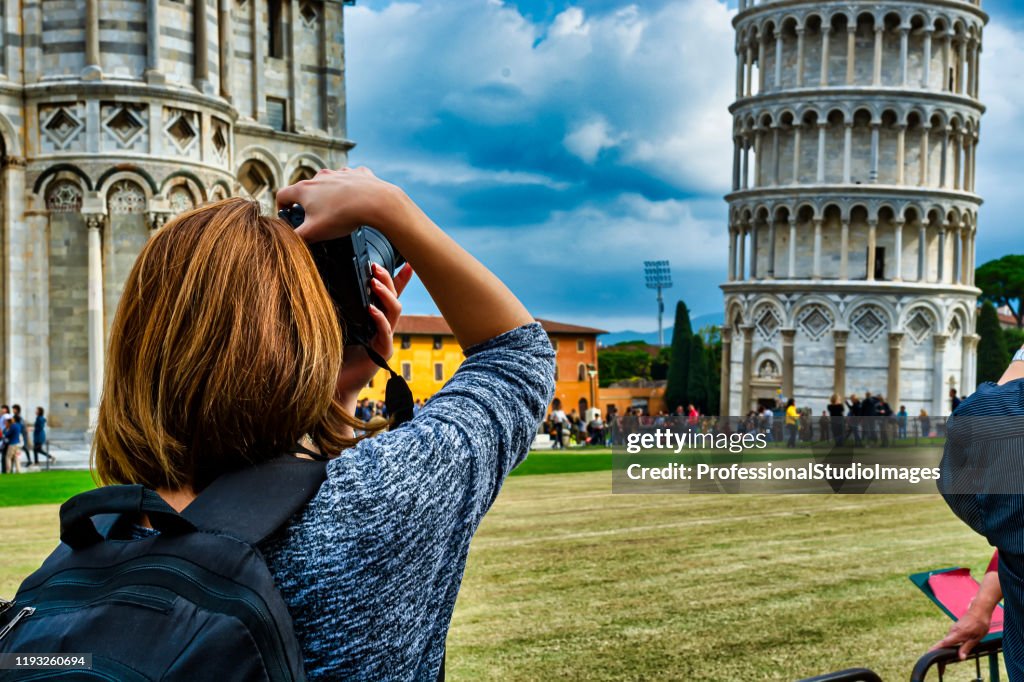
827;394;845;445
550;400;567;449
919;409;931;438
950;388;962;413
4;414;24;474
32;407;53;466
785;398;799;448
897;405;908;440
0;405;9;474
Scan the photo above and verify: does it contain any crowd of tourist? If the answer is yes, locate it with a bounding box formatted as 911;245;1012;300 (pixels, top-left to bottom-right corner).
0;404;51;474
541;388;962;449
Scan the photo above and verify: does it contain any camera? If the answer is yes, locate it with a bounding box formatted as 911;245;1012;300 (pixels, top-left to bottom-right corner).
278;203;406;346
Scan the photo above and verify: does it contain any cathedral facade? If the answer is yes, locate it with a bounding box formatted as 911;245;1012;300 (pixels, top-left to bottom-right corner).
0;0;354;431
721;0;986;417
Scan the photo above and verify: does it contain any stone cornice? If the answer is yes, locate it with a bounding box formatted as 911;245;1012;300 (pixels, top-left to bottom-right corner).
234;122;356;152
734;0;988;28
731;88;986;117
726;184;983;207
23;80;240;120
721;280;980;298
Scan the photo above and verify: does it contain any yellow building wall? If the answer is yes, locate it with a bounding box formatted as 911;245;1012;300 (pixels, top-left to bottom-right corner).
357;334;465;403
358;330;603;412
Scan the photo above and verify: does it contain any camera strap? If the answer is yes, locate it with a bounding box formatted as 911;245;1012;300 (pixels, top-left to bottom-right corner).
362;344;415;428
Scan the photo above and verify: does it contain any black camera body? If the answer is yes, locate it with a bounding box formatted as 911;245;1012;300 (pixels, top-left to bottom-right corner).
279;203;405;346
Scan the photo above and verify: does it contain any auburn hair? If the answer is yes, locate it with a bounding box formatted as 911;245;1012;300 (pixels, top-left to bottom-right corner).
94;197;376;491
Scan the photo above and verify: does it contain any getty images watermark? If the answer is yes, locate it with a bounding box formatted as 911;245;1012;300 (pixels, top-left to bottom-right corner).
607;415;1000;494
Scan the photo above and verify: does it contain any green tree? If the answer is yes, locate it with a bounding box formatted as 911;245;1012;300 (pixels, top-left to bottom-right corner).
687;334;709;413
664;301;693;412
977;300;1010;383
704;336;722;415
596;347;651;387
1006;327;1024;356
651;347;671;381
976;255;1024;328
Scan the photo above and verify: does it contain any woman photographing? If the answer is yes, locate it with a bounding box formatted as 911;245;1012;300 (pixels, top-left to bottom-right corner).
90;167;556;679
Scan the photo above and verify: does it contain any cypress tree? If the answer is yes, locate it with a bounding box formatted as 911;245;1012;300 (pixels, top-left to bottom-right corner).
664;301;693;412
977;300;1009;384
704;337;722;415
687;333;708;413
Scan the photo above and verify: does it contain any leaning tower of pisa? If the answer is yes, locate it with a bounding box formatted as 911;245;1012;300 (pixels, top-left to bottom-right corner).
720;0;986;418
0;0;354;432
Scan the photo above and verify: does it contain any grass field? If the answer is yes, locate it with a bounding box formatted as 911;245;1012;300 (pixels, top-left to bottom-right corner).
0;460;1001;680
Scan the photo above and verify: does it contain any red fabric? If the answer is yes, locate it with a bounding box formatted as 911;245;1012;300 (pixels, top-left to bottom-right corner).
988;551;999;574
927;568;1004;633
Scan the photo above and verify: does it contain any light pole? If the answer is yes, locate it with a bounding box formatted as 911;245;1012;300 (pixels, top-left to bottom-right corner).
644;260;673;347
587;364;597;418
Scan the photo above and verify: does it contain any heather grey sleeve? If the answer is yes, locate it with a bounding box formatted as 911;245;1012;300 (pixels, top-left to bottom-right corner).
261;322;556;680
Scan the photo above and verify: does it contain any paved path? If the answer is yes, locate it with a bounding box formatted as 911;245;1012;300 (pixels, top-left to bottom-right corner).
7;434;92;472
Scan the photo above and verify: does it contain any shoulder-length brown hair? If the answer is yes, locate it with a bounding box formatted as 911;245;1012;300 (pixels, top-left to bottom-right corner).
94;198;372;491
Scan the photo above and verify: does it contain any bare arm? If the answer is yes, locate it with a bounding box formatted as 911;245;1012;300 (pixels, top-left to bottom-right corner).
997;344;1024;386
930;570;1002;659
276;168;533;350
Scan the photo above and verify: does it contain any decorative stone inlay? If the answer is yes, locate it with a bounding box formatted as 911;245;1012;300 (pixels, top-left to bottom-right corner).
754;307;781;341
758;359;779;379
103;104;146;148
168;185;196;214
851;306;887;343
41;106;84;149
906;309;934;344
164;108;199;154
46;180;83;212
211;119;228;162
797;305;833;341
300;1;318;27
107;180;147;214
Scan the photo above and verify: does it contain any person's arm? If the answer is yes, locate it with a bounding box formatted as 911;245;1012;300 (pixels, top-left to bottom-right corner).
998;344;1024;385
930;568;1002;659
276;168;533;349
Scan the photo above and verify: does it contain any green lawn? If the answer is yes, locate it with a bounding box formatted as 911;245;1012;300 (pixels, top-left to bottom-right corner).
0;462;997;680
0;470;98;508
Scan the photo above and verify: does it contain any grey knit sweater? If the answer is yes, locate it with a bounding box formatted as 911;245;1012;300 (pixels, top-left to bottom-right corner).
259;323;555;680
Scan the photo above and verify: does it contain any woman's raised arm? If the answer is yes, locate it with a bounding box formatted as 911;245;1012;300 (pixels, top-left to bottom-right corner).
276;167;534;349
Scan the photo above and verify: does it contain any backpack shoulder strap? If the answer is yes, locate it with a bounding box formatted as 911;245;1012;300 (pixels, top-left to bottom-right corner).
181;455;327;545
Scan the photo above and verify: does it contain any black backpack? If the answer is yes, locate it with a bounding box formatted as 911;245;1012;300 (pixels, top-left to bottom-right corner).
0;456;326;681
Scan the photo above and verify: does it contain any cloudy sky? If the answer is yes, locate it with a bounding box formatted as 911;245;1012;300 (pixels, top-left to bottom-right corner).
344;0;1024;332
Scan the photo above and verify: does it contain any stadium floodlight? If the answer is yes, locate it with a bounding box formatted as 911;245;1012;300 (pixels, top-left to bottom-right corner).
644;260;673;347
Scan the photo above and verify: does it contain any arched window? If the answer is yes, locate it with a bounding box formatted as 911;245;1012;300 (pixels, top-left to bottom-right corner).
577;363;587;382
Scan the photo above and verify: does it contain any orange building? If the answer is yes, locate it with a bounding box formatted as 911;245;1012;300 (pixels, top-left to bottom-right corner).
357;316;607;415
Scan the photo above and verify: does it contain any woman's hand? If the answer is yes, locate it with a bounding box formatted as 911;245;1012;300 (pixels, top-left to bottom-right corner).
335;263;414;403
276;167;404;244
929;607;992;660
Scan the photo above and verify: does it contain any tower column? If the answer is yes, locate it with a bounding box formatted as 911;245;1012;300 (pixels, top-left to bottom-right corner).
872;25;884;86
218;0;233;99
740;137;750;190
958;38;968;95
745;45;754;97
939;127;949;188
749;221;758;279
772;126;781;185
919;125;930;186
145;0;164;82
833;331;848;399
774;31;783;90
922;29;932;88
893;219;904;281
86;214;105;426
728;228;737;281
720;327;733;417
952;222;962;284
816;122;827;183
194;0;210;91
766;219;776;279
788;218;797;278
795;28;805;87
754;129;763;187
741;222;749;278
820;27;831;86
896;124;906;185
757;35;766;93
736;48;744;98
840;219;850;279
937;224;947;283
869;122;880;182
740;325;755;414
812;218;823;280
782;329;796;401
962;334;979;394
887;333;903;408
866;220;877;281
899;26;910;86
845;25;856;85
84;0;101;79
933;334;948;416
842;122;853;183
791;123;802;184
918;221;928;282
